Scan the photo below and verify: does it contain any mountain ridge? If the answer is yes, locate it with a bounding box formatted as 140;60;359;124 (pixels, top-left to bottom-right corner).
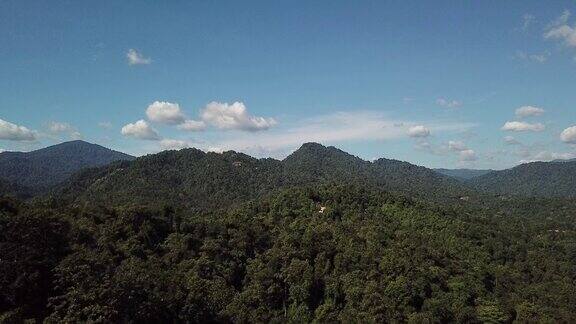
56;142;476;210
0;140;135;195
468;160;576;198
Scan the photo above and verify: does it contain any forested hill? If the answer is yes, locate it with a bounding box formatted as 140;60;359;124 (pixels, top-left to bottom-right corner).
0;178;30;199
58;142;475;209
468;160;576;198
0;140;134;195
3;185;576;322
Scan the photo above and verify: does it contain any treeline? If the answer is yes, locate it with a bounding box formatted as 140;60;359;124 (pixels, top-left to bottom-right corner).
2;185;575;322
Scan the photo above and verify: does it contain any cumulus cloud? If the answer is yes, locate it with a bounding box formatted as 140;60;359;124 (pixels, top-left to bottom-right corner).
447;140;477;162
201;101;276;131
47;121;82;139
515;105;545;117
501;121;545;132
48;121;73;133
146;101;186;125
199;111;474;158
436;98;462;109
127;49;151;65
459;149;477;161
177;119;206;132
160;139;191;150
448;140;468;152
0;118;36;141
544;10;576;54
407;125;431;138
522;14;535;31
121;120;160;140
98;121;113;129
515;51;549;63
503;136;521;145
560;125;576;144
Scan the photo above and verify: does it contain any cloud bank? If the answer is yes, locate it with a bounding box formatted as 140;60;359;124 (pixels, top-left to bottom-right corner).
201;102;276;131
121;120;160;140
0;118;36;141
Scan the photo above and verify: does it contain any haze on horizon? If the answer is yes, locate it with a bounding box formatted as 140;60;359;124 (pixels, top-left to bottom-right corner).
1;1;576;169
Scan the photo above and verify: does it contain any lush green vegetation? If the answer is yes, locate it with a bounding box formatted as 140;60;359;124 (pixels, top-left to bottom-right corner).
2;142;576;322
56;143;477;211
2;185;576;322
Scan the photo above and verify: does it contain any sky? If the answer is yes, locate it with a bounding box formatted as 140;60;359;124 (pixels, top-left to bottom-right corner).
1;0;576;169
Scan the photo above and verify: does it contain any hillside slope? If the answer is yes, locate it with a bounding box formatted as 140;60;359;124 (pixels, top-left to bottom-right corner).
59;142;476;209
0;140;134;194
468;161;576;198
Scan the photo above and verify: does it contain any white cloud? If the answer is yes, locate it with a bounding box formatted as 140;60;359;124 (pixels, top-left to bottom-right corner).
407;125;431;138
503;136;521;145
436;98;463;109
514;51;549;63
48;121;74;133
522;14;535;30
121;119;160;140
447;140;477;162
98;121;113;129
200;101;276;131
200;111;474;158
515;105;545;117
545;25;576;47
459;149;477;161
0;118;36;141
448;140;468;152
560;125;576;144
70;131;82;140
544;10;576;49
520;151;576;163
501;121;545;132
529;53;549;62
550;9;571;28
177;119;206;132
127;49;151;65
47;121;82;140
160;139;191;150
207;146;224;153
146;101;186;125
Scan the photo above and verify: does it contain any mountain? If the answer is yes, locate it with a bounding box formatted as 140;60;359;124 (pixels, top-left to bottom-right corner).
0;140;134;195
468;160;576;198
434;168;493;180
0;178;30;199
58;142;476;209
5;142;576;322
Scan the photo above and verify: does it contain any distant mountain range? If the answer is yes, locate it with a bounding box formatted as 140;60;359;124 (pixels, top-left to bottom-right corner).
468;160;576;198
0;140;134;196
1;140;575;201
58;142;475;210
434;168;493;180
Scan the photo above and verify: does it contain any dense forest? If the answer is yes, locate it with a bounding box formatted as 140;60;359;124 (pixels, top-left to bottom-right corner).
2;185;576;322
55;142;478;211
1;142;576;323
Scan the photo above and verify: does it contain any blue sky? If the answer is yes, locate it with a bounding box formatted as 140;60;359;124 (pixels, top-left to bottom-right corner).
1;0;576;169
